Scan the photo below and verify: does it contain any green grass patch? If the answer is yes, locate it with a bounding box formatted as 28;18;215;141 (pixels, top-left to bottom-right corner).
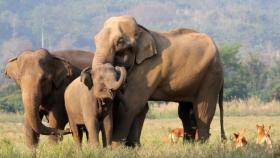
0;116;279;157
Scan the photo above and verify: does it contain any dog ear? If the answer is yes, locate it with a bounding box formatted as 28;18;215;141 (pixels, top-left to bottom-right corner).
239;128;245;137
168;127;172;133
266;126;271;134
233;133;239;138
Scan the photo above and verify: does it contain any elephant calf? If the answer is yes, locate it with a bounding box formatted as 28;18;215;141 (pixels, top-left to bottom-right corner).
64;64;127;147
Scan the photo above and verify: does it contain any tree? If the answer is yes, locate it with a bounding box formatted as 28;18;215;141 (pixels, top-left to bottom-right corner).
219;43;250;100
268;61;280;100
245;53;270;100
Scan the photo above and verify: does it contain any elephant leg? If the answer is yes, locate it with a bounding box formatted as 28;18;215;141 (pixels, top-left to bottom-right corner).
194;74;221;141
24;115;40;149
112;100;147;148
178;101;197;142
47;109;68;143
100;125;107;147
112;65;161;147
85;118;100;146
69;121;83;146
102;113;113;148
126;103;149;147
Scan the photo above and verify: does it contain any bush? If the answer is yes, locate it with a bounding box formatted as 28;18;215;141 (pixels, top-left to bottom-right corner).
0;84;23;113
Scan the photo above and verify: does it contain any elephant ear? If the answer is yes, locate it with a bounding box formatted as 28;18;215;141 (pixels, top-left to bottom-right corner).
233;133;239;139
51;57;73;88
135;25;157;64
80;67;93;90
5;57;20;86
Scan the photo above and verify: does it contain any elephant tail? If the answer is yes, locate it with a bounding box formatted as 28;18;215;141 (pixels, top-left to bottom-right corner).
219;83;226;141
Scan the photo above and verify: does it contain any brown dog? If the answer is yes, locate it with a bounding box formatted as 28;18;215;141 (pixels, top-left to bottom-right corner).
167;128;199;144
168;128;184;144
232;128;247;148
256;124;272;148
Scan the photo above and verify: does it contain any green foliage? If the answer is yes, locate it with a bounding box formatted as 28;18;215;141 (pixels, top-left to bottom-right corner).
246;53;271;100
267;61;280;100
220;43;280;101
220;44;250;100
0;84;22;113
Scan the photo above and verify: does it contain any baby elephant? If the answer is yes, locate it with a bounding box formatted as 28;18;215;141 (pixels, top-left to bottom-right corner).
64;63;127;147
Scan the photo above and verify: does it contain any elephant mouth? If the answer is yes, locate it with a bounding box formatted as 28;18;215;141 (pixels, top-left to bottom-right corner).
108;89;115;99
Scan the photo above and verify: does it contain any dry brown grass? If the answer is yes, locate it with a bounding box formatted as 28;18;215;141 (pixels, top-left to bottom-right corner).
147;98;280;119
0;98;279;157
0;114;279;157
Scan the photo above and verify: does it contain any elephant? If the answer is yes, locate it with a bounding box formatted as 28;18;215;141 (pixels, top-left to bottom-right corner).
91;15;226;146
64;64;127;147
52;50;94;69
4;49;94;149
178;102;198;142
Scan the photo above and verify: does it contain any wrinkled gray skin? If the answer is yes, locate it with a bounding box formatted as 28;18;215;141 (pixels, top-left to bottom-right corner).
91;16;225;147
64;64;127;147
4;49;94;149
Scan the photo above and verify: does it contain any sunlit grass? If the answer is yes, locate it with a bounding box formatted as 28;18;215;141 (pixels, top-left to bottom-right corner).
0;98;279;157
147;98;280;119
0;113;279;157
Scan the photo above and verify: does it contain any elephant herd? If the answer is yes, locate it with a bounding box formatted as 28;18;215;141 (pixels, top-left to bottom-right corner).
4;15;226;149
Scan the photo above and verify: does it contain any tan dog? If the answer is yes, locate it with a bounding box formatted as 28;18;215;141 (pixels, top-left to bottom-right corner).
167;128;199;144
256;124;272;148
232;128;247;148
168;128;184;144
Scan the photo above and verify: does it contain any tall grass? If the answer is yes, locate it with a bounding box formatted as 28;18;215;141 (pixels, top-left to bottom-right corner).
222;97;280;116
147;98;280;119
0;98;279;157
0;115;280;157
0;112;23;123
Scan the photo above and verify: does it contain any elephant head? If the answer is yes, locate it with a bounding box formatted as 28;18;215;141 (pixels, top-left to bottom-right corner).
5;57;20;86
92;15;157;69
80;64;126;100
5;48;72;135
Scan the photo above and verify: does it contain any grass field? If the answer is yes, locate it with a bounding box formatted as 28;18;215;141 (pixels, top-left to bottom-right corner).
0;112;279;158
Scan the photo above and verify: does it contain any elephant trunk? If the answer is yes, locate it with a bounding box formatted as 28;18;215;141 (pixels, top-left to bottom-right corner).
92;48;114;70
111;66;127;91
21;81;68;136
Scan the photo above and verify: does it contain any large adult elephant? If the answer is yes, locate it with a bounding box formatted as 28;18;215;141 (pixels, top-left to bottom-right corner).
53;50;94;69
4;49;94;148
91;15;226;146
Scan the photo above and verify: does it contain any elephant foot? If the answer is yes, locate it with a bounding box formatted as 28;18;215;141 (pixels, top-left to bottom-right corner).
221;135;227;143
198;133;211;143
26;140;39;150
125;141;141;148
112;141;122;149
111;139;129;149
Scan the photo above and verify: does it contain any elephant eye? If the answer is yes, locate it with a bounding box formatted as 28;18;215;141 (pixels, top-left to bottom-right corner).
100;87;107;92
135;32;139;38
117;37;125;46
